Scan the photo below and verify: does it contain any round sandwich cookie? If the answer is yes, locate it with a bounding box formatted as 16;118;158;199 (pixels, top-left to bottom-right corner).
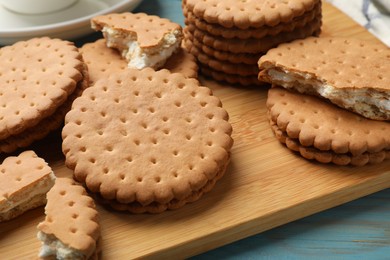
258;37;390;121
183;1;322;39
62;68;233;213
37;177;100;260
0;64;89;153
184;0;320;29
0;37;84;141
267;87;390;166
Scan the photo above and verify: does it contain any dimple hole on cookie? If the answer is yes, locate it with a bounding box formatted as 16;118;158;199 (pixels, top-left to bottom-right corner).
185;134;192;141
151;137;158;145
120;173;126;181
313;124;320;129
103;167;109;174
126;156;133;163
100;111;107;117
68;201;75;207
15;177;22;182
37;165;44;170
79;146;87;152
137;177;143;182
132;108;138;114
75;133;82;138
70;227;77;234
163;129;170;135
72;213;79;219
162;116;169;122
89;158;96;164
106;145;113;152
59;190;66;196
148;107;155;113
155;92;162;98
80;107;87;112
120;117;127;123
364;130;370;135
207;140;213;146
134;139;141;146
0;169;5;174
173;150;179;156
190;91;197;97
140;122;148;129
207;114;214;119
150;157;157;165
90;95;96;101
175;101;182;107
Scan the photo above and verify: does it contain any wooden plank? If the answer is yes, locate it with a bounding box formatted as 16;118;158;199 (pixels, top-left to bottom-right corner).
0;2;389;259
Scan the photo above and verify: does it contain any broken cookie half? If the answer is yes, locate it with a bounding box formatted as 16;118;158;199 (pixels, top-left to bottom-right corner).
92;12;183;70
258;37;390;121
37;178;100;260
0;150;55;222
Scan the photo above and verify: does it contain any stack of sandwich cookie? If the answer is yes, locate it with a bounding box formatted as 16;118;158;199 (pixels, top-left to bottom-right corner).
0;37;88;153
62;68;233;213
259;37;390;165
182;0;322;86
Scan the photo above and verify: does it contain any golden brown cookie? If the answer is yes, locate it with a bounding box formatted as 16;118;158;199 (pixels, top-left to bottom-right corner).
37;178;100;260
81;39;198;84
184;0;320;29
0;64;89;153
62;68;233;213
267;87;390;165
0;151;55;222
0;37;84;141
91;12;183;69
184;1;321;39
259;37;390;121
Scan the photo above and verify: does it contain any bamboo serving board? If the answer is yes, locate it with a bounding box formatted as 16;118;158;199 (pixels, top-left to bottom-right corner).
1;2;389;259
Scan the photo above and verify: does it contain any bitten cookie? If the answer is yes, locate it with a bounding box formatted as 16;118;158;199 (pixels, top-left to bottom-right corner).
258;37;390;121
91;12;183;69
0;151;55;222
62;68;233;213
37;178;100;260
267;87;390;166
80;39;198;85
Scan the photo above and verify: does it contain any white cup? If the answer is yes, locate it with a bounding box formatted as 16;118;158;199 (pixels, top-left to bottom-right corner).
1;0;79;14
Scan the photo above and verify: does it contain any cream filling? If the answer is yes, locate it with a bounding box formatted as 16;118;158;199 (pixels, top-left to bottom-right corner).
268;69;390;116
0;172;55;213
102;26;181;69
38;231;85;260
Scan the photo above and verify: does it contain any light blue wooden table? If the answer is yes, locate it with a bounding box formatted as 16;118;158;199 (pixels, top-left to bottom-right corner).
123;0;390;258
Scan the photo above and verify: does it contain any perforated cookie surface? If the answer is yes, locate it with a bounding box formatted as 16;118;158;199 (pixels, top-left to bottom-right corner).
91;12;182;49
62;68;233;211
0;151;53;211
0;37;83;140
184;0;320;29
267;87;390;157
37;177;100;258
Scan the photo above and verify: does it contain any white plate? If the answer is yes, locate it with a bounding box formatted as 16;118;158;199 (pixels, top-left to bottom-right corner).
0;0;143;45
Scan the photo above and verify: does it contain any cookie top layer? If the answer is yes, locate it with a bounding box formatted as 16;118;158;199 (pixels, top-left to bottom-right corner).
267;87;390;156
91;12;182;49
184;0;320;29
37;178;100;257
0;37;83;140
0;150;54;211
62;68;233;206
258;37;390;120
